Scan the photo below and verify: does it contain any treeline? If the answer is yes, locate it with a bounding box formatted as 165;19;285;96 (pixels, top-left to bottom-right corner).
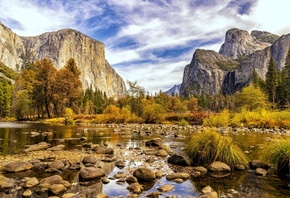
1;49;290;124
0;58;83;120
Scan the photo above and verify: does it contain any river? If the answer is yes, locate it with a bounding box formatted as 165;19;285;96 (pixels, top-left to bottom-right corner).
0;121;289;197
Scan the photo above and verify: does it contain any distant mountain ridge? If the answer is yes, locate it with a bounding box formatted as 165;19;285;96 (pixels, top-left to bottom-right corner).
165;84;181;96
180;28;285;96
0;22;127;98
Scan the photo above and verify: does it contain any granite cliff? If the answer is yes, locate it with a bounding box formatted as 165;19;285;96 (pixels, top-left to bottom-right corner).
0;22;127;98
180;28;287;96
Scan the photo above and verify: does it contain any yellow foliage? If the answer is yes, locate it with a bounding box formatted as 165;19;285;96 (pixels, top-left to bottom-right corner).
203;109;230;127
209;108;290;129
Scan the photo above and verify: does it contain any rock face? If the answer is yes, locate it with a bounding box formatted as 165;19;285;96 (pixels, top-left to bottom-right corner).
0;23;25;71
180;28;290;96
0;22;126;98
180;49;238;96
219;28;276;59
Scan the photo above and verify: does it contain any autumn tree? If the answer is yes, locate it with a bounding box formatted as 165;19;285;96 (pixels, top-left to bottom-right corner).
33;58;57;118
265;58;278;104
53;58;83;115
235;83;269;111
127;80;145;116
183;96;198;113
142;102;165;123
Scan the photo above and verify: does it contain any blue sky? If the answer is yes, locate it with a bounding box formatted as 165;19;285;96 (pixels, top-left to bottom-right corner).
1;0;290;93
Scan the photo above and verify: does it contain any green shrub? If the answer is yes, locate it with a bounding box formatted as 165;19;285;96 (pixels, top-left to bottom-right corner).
186;129;249;167
260;138;290;175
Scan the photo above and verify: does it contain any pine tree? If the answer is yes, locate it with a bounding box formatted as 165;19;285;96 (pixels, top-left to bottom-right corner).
283;47;290;104
252;68;259;88
265;58;278;104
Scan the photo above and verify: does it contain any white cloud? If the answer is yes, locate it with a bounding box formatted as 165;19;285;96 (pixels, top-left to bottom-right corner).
106;48;140;65
2;0;290;93
250;0;290;35
0;0;72;36
0;0;104;36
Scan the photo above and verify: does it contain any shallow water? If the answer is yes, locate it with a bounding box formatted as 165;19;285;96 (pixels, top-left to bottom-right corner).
0;122;290;197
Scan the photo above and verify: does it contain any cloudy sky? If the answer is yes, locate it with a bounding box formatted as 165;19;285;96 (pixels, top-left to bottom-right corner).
1;0;290;93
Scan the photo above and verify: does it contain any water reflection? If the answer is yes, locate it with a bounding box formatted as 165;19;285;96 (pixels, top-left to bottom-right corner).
0;122;185;155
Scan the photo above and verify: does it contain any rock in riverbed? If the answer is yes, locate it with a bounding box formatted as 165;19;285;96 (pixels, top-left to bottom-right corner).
79;167;105;180
133;168;156;182
24;142;51;152
3;161;33;172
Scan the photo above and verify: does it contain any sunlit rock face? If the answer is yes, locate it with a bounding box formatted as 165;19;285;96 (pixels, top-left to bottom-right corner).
0;23;25;71
219;28;277;59
0;22;127;98
180;28;290;96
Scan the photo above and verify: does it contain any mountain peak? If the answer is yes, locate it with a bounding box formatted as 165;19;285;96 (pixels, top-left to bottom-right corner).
0;22;127;98
219;28;272;59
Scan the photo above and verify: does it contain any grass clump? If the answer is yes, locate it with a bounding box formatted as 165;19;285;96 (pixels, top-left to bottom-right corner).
260;138;290;175
186;129;249;167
